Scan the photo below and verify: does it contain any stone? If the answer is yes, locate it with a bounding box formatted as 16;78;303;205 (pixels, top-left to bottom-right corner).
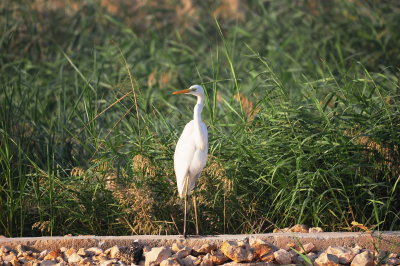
68;253;83;263
388;253;398;258
87;247;103;256
171;243;184;253
92;255;108;262
99;260;115;266
326;246;355;264
38;250;50;260
249;238;274;258
307;252;318;262
54;263;67;266
16;245;26;253
119;244;144;264
195;244;216;255
351;245;362;255
40;260;58;265
2;253;17;262
160;258;181;266
145;247;172;266
9;257;21;266
63;248;76;258
223;263;271;266
78;258;91;265
109;245;121;258
210;249;230;265
44;250;61;261
297;243;316;254
173;247;192;259
314;252;339;266
386;257;400;265
180;255;197;266
309;227;323;233
273;249;292;265
260;252;275;262
221;241;254;262
76;248;87;257
199;253;213;266
60;247;67;253
351;251;374;266
291;224;309;233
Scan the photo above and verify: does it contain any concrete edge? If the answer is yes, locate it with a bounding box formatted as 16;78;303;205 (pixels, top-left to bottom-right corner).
1;232;399;253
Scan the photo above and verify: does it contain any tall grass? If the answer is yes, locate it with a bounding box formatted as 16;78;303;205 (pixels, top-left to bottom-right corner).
0;0;399;236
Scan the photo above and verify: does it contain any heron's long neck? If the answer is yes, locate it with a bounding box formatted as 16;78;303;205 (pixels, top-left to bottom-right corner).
193;96;204;123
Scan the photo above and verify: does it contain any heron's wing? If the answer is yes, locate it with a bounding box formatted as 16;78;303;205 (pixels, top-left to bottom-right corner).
174;120;195;198
188;122;208;194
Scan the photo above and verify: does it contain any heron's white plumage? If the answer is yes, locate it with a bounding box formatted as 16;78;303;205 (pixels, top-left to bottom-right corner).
173;85;208;198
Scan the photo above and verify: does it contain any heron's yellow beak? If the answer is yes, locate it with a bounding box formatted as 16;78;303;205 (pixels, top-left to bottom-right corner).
172;89;191;95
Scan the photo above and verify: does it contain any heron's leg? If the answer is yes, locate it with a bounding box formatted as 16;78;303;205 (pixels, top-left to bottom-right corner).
193;195;199;235
183;194;187;238
183;175;190;238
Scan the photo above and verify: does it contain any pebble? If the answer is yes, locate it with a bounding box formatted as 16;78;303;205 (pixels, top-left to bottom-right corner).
221;240;254;262
0;229;397;266
273;249;292;265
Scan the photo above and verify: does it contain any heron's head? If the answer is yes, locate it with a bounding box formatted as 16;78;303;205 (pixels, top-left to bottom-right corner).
173;85;204;97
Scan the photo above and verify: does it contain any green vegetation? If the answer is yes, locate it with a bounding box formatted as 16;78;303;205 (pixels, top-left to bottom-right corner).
1;0;399;237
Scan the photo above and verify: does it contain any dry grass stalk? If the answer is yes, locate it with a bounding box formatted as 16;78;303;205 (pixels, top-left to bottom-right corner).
132;154;157;178
213;0;246;21
234;93;260;122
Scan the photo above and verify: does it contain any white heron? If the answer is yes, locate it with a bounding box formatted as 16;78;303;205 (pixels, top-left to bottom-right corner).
172;85;208;237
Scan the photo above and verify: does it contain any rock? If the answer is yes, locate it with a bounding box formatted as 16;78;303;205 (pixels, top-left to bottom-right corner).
40;260;58;265
386;257;400;265
87;247;103;256
249;238;274;258
351;251;374;266
145;247;172;266
2;253;17;262
160;258;181;266
99;260;115;266
221;241;254;262
297;243;316;254
199;254;213;266
60;247;67;253
273;249;292;265
38;250;50;260
68;253;83;263
9;257;21;266
388;253;399;258
63;248;76;258
194;244;216;255
92;255;108;262
223;263;271;266
307;252;318;262
16;245;26;253
326;246;355;264
260;251;275;262
54;262;67;266
109;245;120;258
210;249;230;265
44;250;61;261
171;243;184;253
309;227;323;233
180;255;197;266
119;243;144;264
351;245;362;255
314;252;339;266
291;224;309;233
173;246;192;259
78;258;91;265
76;248;87;257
